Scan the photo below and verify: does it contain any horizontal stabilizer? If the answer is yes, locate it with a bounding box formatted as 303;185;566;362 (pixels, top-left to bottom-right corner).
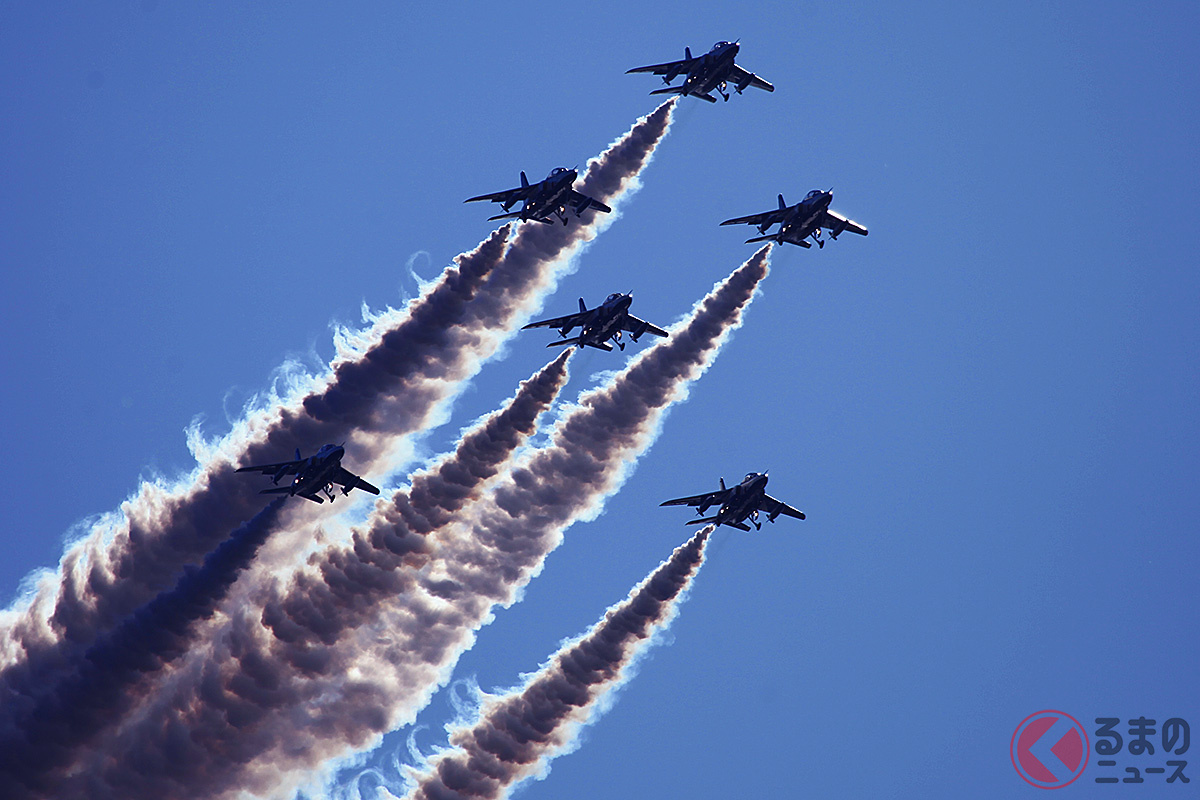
488;211;523;222
685;515;719;526
650;86;686;96
728;521;752;532
259;486;294;495
745;233;809;248
545;337;582;348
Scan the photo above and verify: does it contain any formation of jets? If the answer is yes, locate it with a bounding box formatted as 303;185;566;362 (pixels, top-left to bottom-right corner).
521;292;668;352
236;444;380;504
245;42;844;524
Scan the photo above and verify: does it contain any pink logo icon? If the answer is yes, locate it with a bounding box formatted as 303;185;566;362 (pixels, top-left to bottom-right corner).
1011;710;1090;788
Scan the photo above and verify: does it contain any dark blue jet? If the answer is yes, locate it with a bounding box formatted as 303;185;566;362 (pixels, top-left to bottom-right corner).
464;167;612;226
721;189;868;249
236;444;380;504
660;472;805;531
627;41;774;103
521;292;668;352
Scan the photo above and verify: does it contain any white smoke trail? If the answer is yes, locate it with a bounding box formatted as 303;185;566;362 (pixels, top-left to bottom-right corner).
58;247;769;800
0;100;674;697
395;527;712;800
0;103;677;800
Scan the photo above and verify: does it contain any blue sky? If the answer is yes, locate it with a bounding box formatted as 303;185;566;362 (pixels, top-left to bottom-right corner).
2;3;1198;798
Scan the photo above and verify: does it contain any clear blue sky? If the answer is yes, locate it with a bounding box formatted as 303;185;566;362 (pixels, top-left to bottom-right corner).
2;3;1198;798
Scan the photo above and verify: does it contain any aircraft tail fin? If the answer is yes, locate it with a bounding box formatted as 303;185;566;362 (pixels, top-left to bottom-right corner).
778;194;787;210
685;46;692;60
579;297;587;313
520;171;529;188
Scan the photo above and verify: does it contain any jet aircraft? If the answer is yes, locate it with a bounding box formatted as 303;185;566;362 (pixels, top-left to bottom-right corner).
236;443;380;504
660;472;805;531
464;167;612;225
521;292;668;352
626;41;774;103
721;189;868;249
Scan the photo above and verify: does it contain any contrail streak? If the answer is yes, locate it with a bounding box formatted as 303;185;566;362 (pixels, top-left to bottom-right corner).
0;101;674;703
262;350;573;660
0;352;572;799
396;527;711;800
63;246;769;800
0;499;286;800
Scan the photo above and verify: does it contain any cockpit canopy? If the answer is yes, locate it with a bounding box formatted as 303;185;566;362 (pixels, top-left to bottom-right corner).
744;472;759;482
714;41;732;49
548;167;570;179
605;292;623;303
805;189;824;199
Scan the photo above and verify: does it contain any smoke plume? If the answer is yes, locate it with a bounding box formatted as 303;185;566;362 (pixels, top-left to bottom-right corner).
0;500;287;800
400;527;711;800
57;246;769;800
0;102;674;706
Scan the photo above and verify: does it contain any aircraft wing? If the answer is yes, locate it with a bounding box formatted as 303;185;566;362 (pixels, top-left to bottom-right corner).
726;64;775;92
464;185;532;206
761;493;806;521
820;210;868;236
720;209;784;228
330;466;380;496
621;315;668;338
521;310;591;332
626;56;696;76
235;459;300;477
566;189;611;215
660;488;730;508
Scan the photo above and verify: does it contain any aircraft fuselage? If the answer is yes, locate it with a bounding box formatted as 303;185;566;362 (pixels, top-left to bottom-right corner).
292;444;345;495
715;472;769;526
523;169;578;219
579;294;634;347
683;42;740;96
780;192;833;240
